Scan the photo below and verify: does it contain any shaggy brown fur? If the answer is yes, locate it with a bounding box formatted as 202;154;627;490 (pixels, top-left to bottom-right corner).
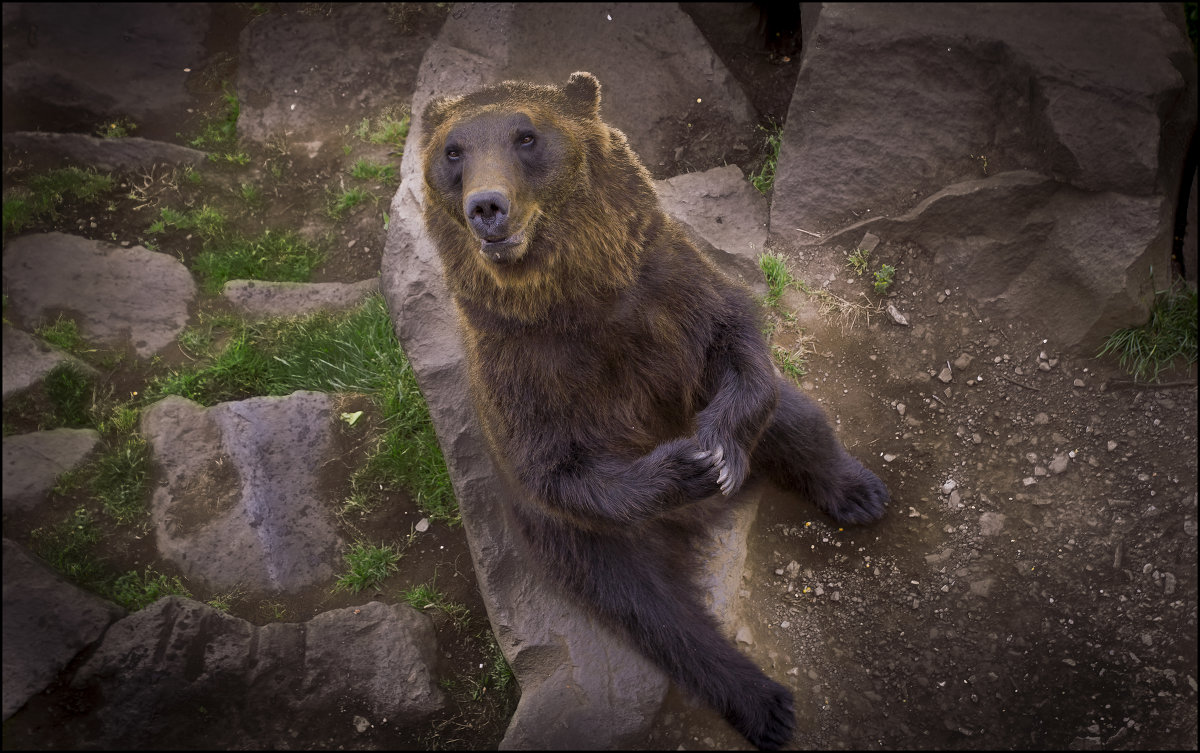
421;72;888;750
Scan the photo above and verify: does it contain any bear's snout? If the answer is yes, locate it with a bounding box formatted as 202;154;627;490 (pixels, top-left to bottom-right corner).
466;190;512;241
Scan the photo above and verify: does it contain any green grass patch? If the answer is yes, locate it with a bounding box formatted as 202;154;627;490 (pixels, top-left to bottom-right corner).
401;581;471;629
350;159;396;184
464;632;516;701
110;566;192;611
192;229;325;294
189;84;250;164
750;121;782;195
1097;279;1198;382
43;363;95;428
772;343;809;383
205;586;246;613
239;181;263;206
88;435;151;525
2;194;35;239
43;391;151;526
3;166;115;239
759;251;799;306
328;185;377;219
147;204;227;240
30;506;109;592
191;84;240;150
333;541;401;593
32;507;189;611
35;315;88;355
151;296;457;522
355;110;410;149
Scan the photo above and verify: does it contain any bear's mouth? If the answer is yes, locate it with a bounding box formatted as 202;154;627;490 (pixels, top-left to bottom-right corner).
479;230;527;264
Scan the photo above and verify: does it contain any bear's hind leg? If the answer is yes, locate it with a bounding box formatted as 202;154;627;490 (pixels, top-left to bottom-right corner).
753;377;888;524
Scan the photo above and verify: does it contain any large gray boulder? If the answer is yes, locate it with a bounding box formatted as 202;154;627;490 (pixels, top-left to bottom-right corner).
380;6;766;747
141;392;342;594
1;3;209;134
771;3;1197;351
2;233;196;359
2;539;124;721
68;597;443;747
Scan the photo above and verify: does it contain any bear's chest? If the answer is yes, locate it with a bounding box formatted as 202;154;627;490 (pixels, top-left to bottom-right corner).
470;312;708;447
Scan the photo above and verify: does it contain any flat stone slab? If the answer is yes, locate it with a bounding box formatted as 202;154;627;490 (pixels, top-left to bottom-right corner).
1;324;96;401
68;597;443;747
2;428;101;514
1;132;207;172
141;392;341;593
3;538;124;721
222;278;379;318
2;233;196;358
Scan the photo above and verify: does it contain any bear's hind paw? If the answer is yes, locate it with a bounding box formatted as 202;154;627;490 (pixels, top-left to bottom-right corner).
824;463;889;525
729;679;795;750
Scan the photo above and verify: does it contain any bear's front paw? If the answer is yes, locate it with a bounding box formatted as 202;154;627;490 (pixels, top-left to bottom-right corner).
647;438;722;501
824;461;889;525
697;433;749;498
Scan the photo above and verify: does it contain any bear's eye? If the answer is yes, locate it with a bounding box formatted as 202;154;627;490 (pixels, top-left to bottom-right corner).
517;134;536;148
445;147;461;161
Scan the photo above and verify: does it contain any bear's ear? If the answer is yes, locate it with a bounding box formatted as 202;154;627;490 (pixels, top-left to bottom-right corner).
422;95;460;133
564;72;601;119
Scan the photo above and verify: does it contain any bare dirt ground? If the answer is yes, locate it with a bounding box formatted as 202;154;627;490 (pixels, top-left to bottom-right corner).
644;235;1198;750
3;3;1196;750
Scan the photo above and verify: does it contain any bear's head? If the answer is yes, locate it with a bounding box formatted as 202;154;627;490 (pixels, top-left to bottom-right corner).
421;72;658;320
421;72;603;267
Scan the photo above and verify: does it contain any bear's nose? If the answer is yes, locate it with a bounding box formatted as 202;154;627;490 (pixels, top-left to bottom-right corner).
466;190;511;239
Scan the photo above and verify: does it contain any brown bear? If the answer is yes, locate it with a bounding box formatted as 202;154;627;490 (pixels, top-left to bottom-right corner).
420;72;888;750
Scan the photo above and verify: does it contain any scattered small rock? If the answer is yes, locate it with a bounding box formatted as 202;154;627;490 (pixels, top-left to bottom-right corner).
979;512;1006;536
